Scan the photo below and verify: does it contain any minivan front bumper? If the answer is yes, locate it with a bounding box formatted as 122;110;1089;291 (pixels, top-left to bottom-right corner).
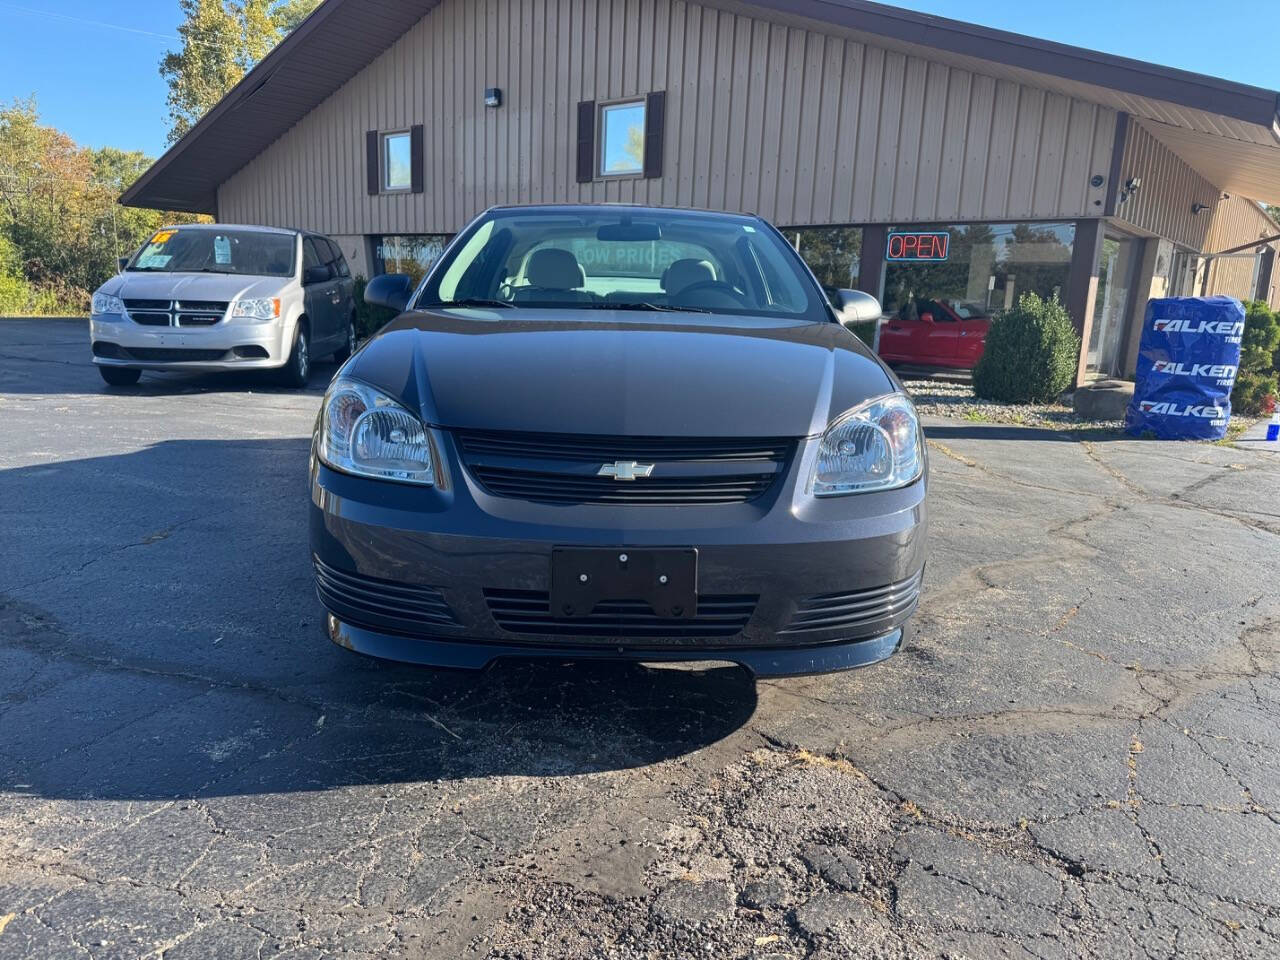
90;313;289;370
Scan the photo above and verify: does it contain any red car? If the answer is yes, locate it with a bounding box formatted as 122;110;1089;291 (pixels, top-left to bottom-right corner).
877;298;991;369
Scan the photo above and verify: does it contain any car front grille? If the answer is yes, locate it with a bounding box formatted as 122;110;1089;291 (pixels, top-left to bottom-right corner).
314;557;459;632
778;571;923;636
123;299;229;327
484;589;758;639
455;430;792;506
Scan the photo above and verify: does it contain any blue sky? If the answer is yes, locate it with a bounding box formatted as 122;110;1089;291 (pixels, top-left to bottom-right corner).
2;0;1278;159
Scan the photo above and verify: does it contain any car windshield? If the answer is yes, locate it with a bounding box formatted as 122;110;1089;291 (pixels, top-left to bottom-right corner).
127;228;296;277
416;208;829;321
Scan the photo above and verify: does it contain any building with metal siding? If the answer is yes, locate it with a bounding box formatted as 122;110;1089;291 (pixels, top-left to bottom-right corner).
123;0;1280;385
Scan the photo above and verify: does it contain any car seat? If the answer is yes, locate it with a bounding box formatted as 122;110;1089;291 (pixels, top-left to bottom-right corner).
512;248;595;304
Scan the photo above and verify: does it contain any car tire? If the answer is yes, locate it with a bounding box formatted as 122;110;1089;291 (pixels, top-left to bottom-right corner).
99;366;141;387
332;315;357;363
280;324;311;388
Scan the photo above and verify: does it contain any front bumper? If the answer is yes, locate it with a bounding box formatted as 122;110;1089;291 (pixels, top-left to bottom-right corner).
309;432;927;677
90;313;289;370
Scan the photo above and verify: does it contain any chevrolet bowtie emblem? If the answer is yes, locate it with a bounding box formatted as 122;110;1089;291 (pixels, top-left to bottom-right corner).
597;460;655;481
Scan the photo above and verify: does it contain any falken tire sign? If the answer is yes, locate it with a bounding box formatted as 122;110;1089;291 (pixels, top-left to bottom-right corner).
1124;296;1244;441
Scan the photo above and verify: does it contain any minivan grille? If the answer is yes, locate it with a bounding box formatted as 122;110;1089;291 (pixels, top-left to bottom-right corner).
484;589;757;638
779;571;922;636
456;430;792;506
122;299;228;327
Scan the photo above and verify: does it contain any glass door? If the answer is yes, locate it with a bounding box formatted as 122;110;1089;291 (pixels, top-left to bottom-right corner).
1087;232;1140;378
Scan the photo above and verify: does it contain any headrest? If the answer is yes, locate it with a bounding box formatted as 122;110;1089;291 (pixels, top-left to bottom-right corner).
526;248;585;290
661;259;716;294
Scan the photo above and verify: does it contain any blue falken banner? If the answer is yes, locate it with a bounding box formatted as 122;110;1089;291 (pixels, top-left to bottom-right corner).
1125;296;1244;440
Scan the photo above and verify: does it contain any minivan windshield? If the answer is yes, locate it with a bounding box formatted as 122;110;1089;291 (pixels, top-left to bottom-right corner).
127;228;296;277
416;208;830;322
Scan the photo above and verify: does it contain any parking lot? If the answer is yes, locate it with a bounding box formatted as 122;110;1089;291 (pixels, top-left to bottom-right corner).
1;316;1278;959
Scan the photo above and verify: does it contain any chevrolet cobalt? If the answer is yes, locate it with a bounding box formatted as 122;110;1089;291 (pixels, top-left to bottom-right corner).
310;205;926;676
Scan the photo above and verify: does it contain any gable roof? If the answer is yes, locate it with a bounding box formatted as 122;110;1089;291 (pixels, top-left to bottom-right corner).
122;0;1280;213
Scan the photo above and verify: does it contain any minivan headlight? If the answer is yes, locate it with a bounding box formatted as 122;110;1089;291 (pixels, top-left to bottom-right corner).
318;377;435;485
810;394;923;496
231;297;280;321
92;293;125;316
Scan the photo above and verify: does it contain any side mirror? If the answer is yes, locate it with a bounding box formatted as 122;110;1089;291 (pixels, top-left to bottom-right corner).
829;288;883;329
920;311;935;324
303;265;333;286
117;257;129;272
363;273;413;312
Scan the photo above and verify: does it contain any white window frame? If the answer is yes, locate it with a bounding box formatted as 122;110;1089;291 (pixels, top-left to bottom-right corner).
381;130;412;193
598;99;646;179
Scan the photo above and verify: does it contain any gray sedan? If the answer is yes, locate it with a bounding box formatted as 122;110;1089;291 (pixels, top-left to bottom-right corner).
310;204;926;676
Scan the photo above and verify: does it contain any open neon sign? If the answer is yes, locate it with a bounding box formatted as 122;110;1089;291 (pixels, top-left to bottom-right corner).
886;231;950;262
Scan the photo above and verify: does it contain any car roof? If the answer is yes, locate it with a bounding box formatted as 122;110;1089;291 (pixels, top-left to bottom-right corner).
156;223;301;237
482;203;766;225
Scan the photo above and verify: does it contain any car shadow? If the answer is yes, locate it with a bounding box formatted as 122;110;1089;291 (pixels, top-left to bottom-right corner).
0;438;758;802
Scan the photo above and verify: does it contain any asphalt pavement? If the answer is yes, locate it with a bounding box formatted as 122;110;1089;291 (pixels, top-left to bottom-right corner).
1;316;1278;959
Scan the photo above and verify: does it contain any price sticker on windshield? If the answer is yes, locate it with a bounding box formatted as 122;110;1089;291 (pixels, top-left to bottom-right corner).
150;230;176;245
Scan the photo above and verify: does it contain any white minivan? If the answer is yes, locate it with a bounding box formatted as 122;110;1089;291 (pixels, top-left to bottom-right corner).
89;224;357;387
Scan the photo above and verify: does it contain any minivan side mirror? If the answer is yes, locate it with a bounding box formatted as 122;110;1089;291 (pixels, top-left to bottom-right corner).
118;257;129;272
363;273;414;313
828;288;883;329
303;264;333;286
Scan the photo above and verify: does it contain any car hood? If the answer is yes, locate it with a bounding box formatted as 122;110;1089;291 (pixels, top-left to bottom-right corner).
345;309;899;438
97;272;289;301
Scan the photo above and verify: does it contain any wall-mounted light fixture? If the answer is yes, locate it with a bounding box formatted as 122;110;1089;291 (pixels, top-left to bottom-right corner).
1090;174;1105;189
1191;202;1210;215
484;87;502;108
1118;176;1142;205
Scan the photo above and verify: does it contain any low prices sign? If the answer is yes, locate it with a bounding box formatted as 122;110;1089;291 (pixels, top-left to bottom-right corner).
886;231;950;262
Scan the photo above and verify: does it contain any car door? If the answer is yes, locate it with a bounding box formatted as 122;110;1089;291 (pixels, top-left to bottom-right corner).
878;300;939;363
301;236;340;348
322;237;356;328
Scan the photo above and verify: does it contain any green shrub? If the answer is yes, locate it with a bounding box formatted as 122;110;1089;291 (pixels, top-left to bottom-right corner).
1232;300;1280;416
973;292;1080;403
352;275;399;339
846;319;877;347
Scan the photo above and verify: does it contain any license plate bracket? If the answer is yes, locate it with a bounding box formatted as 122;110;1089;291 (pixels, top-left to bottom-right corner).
550;548;697;619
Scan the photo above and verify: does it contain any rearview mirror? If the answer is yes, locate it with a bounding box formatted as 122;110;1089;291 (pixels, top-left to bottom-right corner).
303;265;332;286
117;257;129;272
363;273;414;313
828;288;883;328
597;221;661;241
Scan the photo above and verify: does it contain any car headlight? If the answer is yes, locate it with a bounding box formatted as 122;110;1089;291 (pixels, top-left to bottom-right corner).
810;393;923;496
318;377;435;485
230;297;280;321
92;293;125;316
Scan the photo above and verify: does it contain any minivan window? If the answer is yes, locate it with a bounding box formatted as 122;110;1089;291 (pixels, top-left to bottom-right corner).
418;209;827;321
129;228;296;277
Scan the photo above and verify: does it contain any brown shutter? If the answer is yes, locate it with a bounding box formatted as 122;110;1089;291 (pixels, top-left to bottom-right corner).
366;130;379;195
643;91;665;179
576;100;596;184
410;124;424;193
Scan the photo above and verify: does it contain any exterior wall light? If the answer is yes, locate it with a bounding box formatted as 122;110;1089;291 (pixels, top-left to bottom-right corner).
484;88;502;108
1192;203;1210;215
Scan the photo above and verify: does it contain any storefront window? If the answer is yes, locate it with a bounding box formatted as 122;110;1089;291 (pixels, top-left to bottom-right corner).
374;234;452;286
791;226;862;292
882;222;1075;321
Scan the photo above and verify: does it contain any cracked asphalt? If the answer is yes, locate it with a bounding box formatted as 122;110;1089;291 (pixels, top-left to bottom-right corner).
2;316;1279;959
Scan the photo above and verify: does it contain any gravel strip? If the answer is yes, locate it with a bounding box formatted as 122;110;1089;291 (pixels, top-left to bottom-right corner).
901;379;1125;432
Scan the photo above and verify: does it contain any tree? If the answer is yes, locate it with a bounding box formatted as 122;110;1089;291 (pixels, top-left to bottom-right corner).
159;0;322;144
0;97;201;314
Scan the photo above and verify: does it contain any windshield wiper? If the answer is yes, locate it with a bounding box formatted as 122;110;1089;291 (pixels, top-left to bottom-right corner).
430;298;514;309
589;301;713;314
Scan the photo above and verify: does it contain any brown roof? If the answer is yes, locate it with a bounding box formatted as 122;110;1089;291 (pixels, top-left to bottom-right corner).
122;0;1280;214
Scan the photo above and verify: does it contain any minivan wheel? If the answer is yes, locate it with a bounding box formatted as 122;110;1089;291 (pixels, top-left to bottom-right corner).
333;316;357;363
99;366;141;387
281;325;311;387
